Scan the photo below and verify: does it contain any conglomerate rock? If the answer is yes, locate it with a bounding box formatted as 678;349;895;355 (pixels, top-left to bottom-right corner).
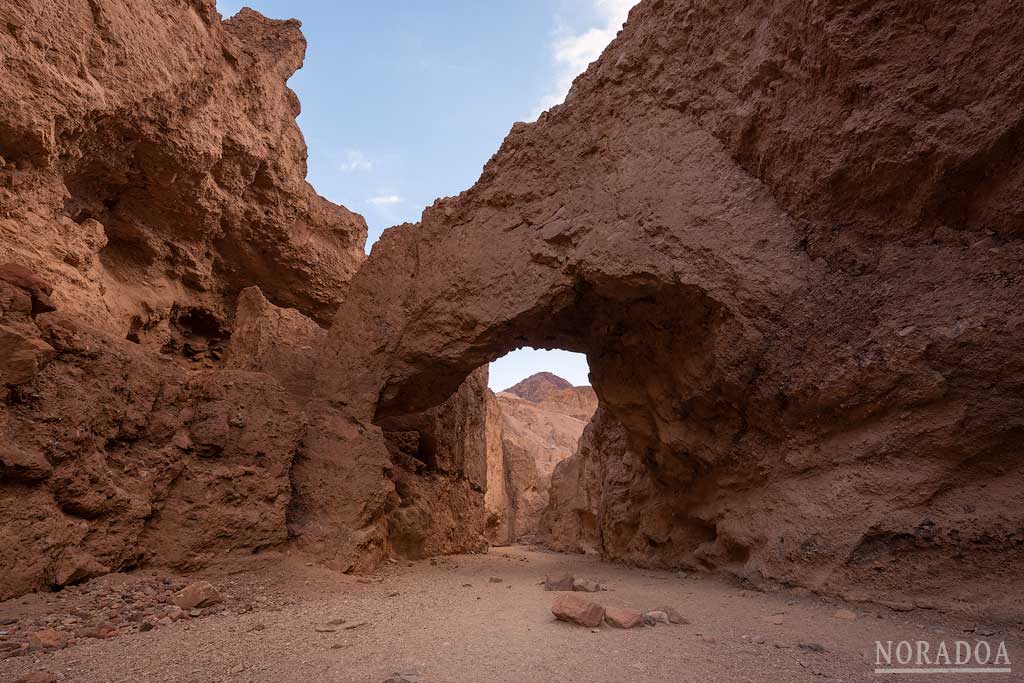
309;0;1024;619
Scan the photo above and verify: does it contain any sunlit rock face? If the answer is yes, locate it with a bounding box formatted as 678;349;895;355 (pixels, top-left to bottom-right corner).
493;377;598;543
0;2;367;337
310;0;1024;619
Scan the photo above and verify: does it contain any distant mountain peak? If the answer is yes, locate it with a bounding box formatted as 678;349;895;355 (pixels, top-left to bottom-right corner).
504;372;573;402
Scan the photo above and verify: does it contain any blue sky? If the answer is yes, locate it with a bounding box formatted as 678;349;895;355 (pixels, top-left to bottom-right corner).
215;1;634;388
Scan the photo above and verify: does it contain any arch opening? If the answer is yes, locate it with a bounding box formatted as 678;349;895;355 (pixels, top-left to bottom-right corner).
353;274;753;561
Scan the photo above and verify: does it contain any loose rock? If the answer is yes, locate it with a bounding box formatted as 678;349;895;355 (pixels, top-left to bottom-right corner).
15;673;57;683
544;574;575;591
28;629;66;651
552;594;605;628
659;606;689;624
172;581;222;610
642;611;670;626
604;606;644;629
77;621;117;639
572;578;606;593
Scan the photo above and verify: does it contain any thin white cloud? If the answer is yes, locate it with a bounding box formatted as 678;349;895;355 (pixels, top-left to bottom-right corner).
367;194;403;206
339;150;374;173
533;0;638;117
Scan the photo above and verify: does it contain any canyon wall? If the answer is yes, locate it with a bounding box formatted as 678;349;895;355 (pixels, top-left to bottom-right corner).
313;0;1024;620
0;1;494;598
0;0;369;598
492;375;597;543
0;2;366;336
2;0;1022;623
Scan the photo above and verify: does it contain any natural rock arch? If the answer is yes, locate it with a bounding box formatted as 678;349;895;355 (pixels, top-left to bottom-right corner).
293;0;1024;617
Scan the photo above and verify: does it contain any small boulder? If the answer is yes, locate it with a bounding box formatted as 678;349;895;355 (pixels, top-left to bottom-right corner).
28;628;66;651
488;577;503;584
552;594;605;628
52;550;109;588
659;606;689;624
0;443;51;481
833;609;857;621
604;606;643;629
172;581;222;610
0;263;56;315
642;610;670;626
0;325;55;386
544;574;575;591
77;621;117;639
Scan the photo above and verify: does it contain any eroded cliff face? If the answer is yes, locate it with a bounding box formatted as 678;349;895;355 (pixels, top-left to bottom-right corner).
0;1;507;599
379;366;492;560
491;376;598;543
3;0;1022;621
0;0;457;600
0;269;307;598
311;0;1024;619
0;1;366;338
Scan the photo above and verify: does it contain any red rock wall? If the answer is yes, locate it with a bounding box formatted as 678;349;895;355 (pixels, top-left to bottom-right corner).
0;1;507;598
494;381;598;542
311;0;1024;620
0;1;366;337
0;1;500;598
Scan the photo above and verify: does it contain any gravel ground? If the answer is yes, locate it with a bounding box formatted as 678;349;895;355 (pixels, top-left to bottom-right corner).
1;546;1021;683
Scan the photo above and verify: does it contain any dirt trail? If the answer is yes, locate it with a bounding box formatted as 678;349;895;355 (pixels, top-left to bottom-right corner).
2;546;1020;683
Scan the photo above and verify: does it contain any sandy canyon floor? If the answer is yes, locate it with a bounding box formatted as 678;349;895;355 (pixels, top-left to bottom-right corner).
1;546;1020;683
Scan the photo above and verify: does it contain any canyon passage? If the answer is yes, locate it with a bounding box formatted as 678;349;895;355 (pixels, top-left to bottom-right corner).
1;0;1022;681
